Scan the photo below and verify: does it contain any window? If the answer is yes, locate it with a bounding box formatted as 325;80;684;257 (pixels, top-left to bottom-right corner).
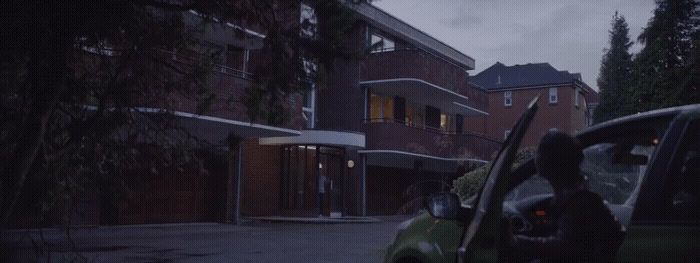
414;107;425;129
402;102;423;127
302;58;317;81
369;94;383;121
405;104;415;126
440;114;453;132
504;129;511;140
382;97;394;121
370;33;395;53
425;106;441;129
300;3;318;39
575;90;580;108
393;96;406;123
455;114;464;134
302;84;315;129
504;91;513;107
226;45;246;71
549;88;558;104
369;93;394;122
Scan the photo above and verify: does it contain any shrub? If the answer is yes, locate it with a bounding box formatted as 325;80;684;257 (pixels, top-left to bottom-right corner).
452;148;535;203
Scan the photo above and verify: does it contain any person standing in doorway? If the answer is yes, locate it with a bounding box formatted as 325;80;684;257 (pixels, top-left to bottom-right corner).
318;174;327;217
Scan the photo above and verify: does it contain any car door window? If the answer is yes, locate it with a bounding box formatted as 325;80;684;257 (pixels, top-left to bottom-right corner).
580;141;657;225
669;121;700;223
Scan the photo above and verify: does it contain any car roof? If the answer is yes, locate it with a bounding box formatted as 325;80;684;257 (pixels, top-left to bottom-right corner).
578;104;700;137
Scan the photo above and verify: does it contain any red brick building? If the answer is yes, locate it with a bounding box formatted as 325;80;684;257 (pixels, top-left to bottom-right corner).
469;62;599;148
249;2;498;216
31;1;502;227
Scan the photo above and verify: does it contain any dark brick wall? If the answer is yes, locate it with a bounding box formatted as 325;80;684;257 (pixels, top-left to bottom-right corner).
316;25;366;132
159;71;303;131
241;139;282;216
360;49;469;93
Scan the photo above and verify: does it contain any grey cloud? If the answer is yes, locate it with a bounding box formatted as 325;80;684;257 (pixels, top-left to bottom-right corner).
442;14;483;28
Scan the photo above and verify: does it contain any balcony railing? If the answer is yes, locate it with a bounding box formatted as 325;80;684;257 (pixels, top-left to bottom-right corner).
363;120;501;161
360;48;488;110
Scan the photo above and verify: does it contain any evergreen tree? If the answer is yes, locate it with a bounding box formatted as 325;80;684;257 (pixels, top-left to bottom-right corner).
681;25;700;104
631;0;700;112
594;12;634;123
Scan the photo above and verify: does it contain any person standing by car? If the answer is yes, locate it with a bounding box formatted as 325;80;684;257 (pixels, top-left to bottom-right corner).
503;130;626;262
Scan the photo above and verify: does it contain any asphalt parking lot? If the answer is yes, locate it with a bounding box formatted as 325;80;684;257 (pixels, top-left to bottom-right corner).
1;216;410;262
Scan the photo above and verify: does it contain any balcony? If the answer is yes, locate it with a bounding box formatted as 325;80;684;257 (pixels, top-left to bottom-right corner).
360;48;488;114
362;120;501;163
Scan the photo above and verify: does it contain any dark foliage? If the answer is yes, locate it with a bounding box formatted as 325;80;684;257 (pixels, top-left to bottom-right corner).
0;0;358;231
629;0;700;112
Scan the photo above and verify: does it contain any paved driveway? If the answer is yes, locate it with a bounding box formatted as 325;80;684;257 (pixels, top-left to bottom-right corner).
2;217;410;262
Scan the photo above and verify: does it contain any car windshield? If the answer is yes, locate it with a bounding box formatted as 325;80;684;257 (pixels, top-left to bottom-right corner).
505;175;552;202
504;141;658;206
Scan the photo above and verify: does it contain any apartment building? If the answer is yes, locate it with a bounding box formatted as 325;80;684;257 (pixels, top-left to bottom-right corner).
247;2;498;217
27;1;496;227
469;62;599;148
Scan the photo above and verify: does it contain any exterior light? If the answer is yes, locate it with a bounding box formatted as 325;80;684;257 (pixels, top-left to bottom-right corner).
347;160;355;168
319;163;323;169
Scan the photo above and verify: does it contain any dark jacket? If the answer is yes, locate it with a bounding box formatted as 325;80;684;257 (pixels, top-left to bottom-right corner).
511;190;626;262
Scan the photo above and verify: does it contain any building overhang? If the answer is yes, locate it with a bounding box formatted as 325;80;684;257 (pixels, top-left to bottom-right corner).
259;130;366;149
170;111;302;144
359;150;487;173
361;78;488;116
85;106;301;145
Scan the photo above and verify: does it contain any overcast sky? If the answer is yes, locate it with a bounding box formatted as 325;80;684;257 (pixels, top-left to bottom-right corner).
372;0;657;91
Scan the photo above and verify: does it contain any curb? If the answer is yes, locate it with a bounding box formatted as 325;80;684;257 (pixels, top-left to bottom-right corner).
246;216;382;224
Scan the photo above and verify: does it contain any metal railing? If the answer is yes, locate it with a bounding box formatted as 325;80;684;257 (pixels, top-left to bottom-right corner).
158;49;255;80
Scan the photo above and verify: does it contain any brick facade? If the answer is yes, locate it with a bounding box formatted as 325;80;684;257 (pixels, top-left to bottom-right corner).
484;83;597;148
241;139;282;216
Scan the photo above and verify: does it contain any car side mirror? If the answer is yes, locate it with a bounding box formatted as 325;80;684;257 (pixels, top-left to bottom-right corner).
426;192;472;220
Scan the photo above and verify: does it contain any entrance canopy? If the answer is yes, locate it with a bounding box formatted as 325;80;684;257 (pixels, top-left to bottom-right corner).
171;110;301;144
84;106;301;145
359;149;487;173
259;130;366;149
361;78;488;116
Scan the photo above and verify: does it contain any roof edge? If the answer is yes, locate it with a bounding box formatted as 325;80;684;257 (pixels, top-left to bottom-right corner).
345;1;475;70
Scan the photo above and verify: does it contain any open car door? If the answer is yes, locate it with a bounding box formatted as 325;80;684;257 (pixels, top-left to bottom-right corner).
458;97;539;262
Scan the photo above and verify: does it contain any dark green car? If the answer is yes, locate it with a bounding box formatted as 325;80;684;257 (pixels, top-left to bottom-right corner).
385;101;700;263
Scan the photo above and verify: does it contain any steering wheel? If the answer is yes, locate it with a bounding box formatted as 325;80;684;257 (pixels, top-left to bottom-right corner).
503;194;555;236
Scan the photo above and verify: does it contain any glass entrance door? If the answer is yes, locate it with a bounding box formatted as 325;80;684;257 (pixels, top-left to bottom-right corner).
319;147;344;217
280;145;345;217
